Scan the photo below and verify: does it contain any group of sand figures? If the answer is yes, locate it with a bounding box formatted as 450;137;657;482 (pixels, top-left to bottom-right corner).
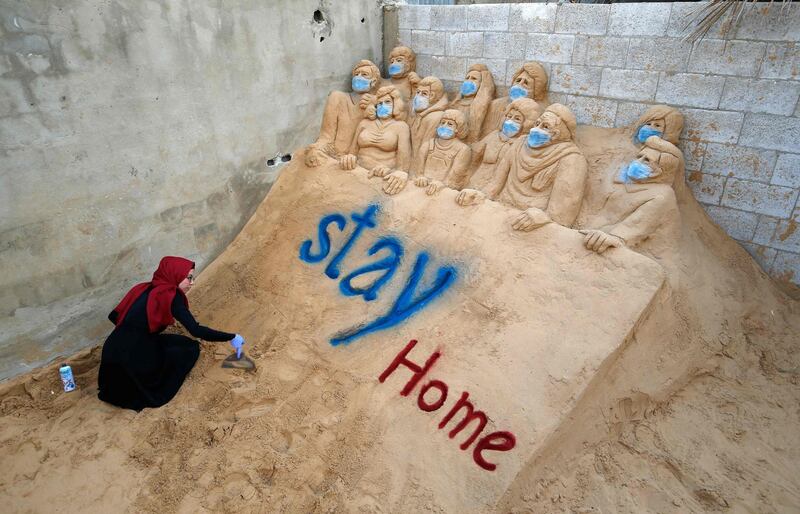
305;46;686;256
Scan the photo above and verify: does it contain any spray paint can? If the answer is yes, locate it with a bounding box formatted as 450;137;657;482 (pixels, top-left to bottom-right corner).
59;363;76;392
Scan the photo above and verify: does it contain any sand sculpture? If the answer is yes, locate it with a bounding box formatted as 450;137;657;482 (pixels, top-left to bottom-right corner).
449;63;496;143
411;109;472;196
468;98;541;193
482;62;548;139
578;136;682;256
631;105;686;191
383;46;420;106
409;76;450;157
339;85;411;190
305;60;382;167
457;104;588;232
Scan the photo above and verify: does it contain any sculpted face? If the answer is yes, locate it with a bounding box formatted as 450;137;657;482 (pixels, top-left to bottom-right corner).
465;69;482;87
505;108;524;125
513;71;534;91
535;112;563;140
389;54;407;77
644;118;666;132
437;117;457;139
416;85;431;99
376;94;394;119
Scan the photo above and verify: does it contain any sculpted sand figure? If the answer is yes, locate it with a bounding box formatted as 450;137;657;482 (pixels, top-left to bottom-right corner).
305;60;382;167
482;62;548;139
579;136;683;255
409;76;449;157
383;46;420;105
631;105;685;190
412;109;472;196
456;104;588;232
468;98;541;193
449;64;496;143
339;86;411;189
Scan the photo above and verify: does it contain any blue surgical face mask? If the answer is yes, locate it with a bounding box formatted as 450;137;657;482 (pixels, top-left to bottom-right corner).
502;119;521;138
413;94;429;112
508;84;528;101
388;62;404;77
437;125;455;139
636;125;663;144
376;102;392;119
352;75;371;93
527;127;551;148
619;160;653;183
460;80;478;96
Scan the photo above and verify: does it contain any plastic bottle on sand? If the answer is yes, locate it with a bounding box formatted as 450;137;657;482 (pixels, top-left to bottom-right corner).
59;363;76;392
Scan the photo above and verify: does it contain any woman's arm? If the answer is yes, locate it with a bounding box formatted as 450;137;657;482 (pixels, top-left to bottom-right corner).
171;296;235;342
395;123;412;173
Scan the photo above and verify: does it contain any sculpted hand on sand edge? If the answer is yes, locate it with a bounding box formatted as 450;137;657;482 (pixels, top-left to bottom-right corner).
411;109;472;197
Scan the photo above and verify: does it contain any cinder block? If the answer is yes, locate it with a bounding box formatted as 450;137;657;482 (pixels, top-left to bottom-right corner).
415;54;434;78
599;69;659;102
509;3;557;33
608;3;670;37
768;219;800;253
398;6;431;31
681;139;707;171
686;170;726;204
398;29;411;47
412;30;446;56
667;3;730;39
702;143;777;183
739;242;778;272
771;250;800;284
447;32;483;58
466;4;509;31
734;3;800;41
614;101;651;128
688;40;766;77
426;55;467;82
683;108;744;144
484;32;527;60
655;73;725;109
772;153;800;188
549;64;603;96
739;113;800;152
564;94;618;128
482;59;508;88
626;38;691;72
760;43;800;80
431;5;467;31
704;205;759;241
526;34;575;64
754;214;780;245
554;3;610;35
722;178;798;217
719;78;800;116
572;36;628;68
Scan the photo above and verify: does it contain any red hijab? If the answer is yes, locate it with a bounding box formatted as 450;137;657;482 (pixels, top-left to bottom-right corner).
112;256;194;333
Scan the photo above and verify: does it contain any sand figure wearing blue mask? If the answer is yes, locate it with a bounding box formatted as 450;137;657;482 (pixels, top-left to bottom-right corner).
456;104;588;233
305;60;382;167
449;64;496;143
631;105;684;190
411;109;472;196
467;98;541;193
339;86;411;190
409;76;450;157
382;46;420;108
482;62;548;139
578;136;683;257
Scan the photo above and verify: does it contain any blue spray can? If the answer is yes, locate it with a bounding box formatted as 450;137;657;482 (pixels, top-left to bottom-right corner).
59;363;76;392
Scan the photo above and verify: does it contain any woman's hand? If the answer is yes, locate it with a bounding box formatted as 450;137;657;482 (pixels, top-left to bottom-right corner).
414;176;430;188
426;180;444;196
369;165;391;178
383;171;409;195
339;154;357;170
456;188;486;206
230;334;245;358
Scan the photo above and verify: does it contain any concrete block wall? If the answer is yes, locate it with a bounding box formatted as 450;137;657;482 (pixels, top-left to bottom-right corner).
392;2;800;284
0;0;383;380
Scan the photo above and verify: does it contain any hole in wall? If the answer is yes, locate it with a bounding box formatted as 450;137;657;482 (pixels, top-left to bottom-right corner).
360;17;365;23
319;37;325;42
267;158;276;167
266;154;293;167
281;154;292;163
313;9;325;23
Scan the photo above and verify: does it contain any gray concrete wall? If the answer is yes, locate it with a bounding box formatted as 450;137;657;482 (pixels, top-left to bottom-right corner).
0;0;383;380
390;2;800;284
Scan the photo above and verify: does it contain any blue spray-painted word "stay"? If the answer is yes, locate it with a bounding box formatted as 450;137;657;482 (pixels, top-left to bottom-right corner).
299;204;457;346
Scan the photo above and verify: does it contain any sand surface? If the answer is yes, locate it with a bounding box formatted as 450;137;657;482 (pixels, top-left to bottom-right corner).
1;128;799;513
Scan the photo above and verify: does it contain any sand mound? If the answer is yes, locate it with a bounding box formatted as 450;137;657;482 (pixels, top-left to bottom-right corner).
1;129;798;513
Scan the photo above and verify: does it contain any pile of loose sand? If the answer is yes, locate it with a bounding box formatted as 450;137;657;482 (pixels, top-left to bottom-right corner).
1;127;798;513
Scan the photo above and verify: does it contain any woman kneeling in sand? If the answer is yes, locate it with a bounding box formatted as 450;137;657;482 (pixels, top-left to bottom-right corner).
98;256;243;411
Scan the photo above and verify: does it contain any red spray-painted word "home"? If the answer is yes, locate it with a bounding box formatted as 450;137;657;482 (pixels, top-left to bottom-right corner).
379;340;516;471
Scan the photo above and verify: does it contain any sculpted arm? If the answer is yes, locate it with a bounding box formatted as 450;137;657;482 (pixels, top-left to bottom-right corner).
445;145;473;191
609;190;677;247
546;153;588;227
395;124;412;173
339;121;365;170
413;140;431;186
485;150;512;200
469;135;488;172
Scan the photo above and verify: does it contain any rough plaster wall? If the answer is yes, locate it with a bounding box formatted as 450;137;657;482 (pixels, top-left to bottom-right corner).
390;2;800;284
0;0;383;381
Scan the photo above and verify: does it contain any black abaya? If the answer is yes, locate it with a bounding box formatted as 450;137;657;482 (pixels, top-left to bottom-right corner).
97;289;234;411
